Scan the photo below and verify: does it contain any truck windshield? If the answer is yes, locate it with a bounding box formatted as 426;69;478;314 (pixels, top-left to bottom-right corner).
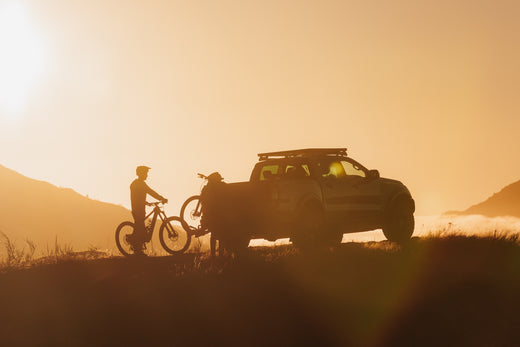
318;160;366;178
341;160;366;178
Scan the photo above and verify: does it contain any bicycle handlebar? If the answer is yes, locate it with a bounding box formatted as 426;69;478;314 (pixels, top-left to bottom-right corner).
147;201;165;206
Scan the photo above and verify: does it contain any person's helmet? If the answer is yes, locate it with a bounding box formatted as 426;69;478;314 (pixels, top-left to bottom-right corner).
136;166;151;176
207;172;223;182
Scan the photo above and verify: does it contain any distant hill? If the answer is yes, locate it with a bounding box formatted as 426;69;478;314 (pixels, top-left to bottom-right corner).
446;180;520;218
0;164;131;250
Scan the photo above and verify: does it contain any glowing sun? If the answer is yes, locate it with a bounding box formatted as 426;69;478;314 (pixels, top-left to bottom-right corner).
0;1;46;117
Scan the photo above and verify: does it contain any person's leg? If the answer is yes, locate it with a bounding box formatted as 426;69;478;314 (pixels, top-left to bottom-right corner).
132;211;146;252
210;233;216;257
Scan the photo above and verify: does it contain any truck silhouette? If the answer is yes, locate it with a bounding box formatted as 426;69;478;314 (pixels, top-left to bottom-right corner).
194;148;415;252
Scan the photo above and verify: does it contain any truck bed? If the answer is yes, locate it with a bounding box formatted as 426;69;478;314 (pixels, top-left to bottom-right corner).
209;181;276;239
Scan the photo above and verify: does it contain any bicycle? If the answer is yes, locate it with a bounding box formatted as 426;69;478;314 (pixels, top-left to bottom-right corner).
180;173;210;237
115;202;191;256
181;173;251;256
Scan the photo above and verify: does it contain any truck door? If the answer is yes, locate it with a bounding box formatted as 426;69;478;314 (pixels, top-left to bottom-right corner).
320;159;382;227
274;162;321;219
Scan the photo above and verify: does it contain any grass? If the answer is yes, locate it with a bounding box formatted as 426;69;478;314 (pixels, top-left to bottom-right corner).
0;231;37;269
0;230;109;271
0;231;519;346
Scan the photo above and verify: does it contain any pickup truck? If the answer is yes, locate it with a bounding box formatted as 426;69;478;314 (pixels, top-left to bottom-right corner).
200;148;415;251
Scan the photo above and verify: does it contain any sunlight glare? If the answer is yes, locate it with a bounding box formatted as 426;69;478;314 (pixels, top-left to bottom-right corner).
0;1;46;117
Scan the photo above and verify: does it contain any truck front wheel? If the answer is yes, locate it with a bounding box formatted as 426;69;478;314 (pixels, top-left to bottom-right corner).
383;201;414;244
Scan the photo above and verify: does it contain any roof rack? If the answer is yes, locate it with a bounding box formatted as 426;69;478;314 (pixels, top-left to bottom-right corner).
258;148;347;161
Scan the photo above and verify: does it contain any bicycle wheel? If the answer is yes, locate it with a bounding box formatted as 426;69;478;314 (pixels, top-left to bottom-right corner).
115;221;136;256
159;216;191;254
180;195;202;230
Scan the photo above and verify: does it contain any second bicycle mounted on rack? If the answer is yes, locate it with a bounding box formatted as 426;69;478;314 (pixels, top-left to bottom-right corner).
180;172;224;240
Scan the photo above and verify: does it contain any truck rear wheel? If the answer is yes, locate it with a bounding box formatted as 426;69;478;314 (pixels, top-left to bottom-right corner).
291;204;324;250
323;231;343;247
220;233;250;256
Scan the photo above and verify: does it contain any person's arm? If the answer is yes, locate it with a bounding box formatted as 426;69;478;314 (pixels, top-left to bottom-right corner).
144;183;167;202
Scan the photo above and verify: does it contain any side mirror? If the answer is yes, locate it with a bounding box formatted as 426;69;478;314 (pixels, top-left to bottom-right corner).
368;169;380;179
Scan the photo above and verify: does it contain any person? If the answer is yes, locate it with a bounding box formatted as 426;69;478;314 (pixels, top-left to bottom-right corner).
200;172;225;257
130;165;167;254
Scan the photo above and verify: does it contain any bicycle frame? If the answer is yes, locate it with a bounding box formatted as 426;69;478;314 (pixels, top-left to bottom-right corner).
145;203;174;238
193;173;209;217
191;200;202;218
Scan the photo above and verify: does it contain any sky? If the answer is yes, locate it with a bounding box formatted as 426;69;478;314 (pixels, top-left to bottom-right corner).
0;0;519;216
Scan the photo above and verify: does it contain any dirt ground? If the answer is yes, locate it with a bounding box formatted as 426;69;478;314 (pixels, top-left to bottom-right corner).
0;236;519;346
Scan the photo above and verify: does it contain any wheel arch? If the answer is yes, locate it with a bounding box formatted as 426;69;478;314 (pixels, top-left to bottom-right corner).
386;192;415;215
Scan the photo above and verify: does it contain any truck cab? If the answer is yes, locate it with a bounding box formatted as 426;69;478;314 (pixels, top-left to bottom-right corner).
248;148;415;245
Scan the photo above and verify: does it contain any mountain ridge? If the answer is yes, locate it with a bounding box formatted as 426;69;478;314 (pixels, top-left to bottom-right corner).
0;164;131;250
446;179;520;218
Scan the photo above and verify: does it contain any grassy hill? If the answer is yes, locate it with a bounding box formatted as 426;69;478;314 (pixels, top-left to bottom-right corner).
0;164;131;251
0;235;518;346
447;180;520;218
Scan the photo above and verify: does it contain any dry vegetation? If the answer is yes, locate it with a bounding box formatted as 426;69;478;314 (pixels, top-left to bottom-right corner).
0;230;109;271
0;231;519;346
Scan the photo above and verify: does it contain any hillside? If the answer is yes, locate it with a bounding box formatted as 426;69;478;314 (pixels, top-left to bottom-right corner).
0;164;131;250
447;180;520;218
0;236;518;346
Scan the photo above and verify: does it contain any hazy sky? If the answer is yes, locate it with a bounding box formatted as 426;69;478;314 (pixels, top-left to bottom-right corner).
0;0;519;215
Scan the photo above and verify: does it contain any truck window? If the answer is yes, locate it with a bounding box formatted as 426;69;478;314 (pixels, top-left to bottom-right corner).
284;164;310;179
259;164;280;181
341;160;366;178
319;161;346;179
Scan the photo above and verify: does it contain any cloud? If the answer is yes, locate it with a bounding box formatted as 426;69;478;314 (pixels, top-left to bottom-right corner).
252;215;520;246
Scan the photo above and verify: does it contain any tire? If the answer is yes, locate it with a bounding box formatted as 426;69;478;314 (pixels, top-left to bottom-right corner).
221;233;250;256
180;195;202;231
159;216;192;254
291;204;324;251
115;221;137;257
383;202;415;244
322;231;343;247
